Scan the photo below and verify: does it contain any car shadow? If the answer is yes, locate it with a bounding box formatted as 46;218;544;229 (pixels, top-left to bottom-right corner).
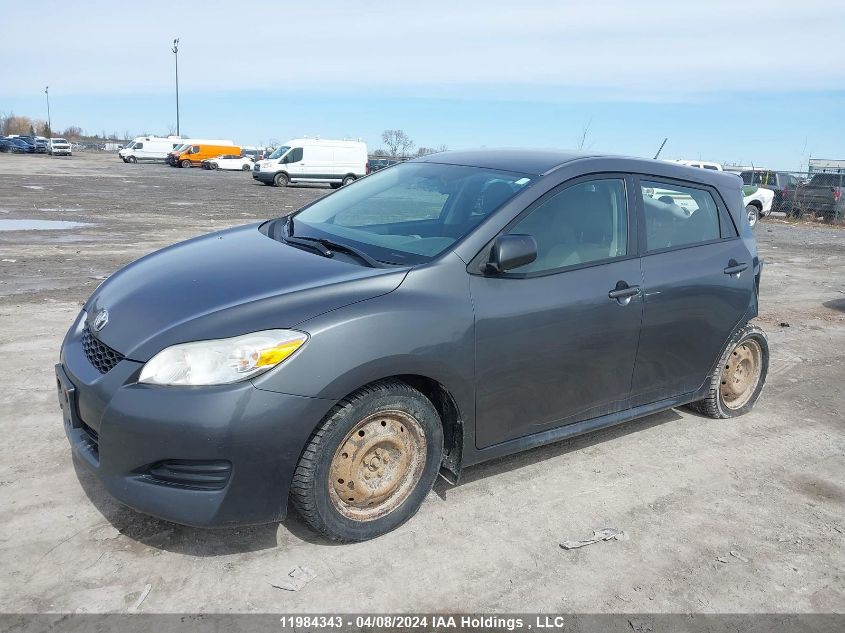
73;457;280;556
822;298;845;313
74;407;686;553
433;407;684;498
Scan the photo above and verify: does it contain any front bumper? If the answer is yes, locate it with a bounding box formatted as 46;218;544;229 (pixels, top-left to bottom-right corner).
253;169;275;183
58;314;335;527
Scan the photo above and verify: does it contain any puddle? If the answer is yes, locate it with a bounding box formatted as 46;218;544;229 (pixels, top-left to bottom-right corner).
0;219;91;231
22;185;44;190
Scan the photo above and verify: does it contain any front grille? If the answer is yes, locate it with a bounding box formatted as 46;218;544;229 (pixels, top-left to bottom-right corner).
81;325;124;374
143;460;232;490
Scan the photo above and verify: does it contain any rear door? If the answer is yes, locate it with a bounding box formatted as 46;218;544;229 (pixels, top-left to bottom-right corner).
631;177;753;405
471;175;643;448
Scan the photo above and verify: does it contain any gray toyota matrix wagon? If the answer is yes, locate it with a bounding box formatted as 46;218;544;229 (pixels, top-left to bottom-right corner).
57;150;769;542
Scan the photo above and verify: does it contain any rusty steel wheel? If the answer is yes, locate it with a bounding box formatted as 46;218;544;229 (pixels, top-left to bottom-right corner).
328;410;427;521
688;323;769;419
719;338;762;410
290;380;444;542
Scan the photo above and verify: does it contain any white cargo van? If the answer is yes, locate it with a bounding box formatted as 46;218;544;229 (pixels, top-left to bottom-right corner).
119;136;186;163
252;138;368;187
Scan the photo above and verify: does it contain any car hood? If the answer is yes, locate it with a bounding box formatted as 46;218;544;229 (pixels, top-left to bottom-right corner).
84;223;408;361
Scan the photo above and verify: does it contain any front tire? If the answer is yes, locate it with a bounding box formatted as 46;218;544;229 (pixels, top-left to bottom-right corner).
689;323;768;418
746;204;759;227
181;159;192;168
128;156;137;164
274;172;289;187
242;164;251;171
290;380;443;542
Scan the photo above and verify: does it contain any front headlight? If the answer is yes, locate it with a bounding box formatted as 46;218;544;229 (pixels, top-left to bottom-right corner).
138;329;308;386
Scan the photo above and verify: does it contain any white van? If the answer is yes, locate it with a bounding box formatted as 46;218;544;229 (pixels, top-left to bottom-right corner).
253;138;368;187
119;136;185;163
667;159;724;171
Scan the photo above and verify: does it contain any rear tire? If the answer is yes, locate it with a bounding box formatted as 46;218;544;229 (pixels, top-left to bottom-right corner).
688;323;768;418
274;172;289;187
341;174;356;187
290;380;443;542
746;204;759;227
242;164;251;171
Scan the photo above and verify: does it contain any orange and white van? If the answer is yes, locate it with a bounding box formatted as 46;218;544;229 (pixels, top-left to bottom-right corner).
171;143;240;168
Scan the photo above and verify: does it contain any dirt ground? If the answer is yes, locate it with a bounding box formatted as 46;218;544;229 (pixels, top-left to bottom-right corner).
0;152;843;614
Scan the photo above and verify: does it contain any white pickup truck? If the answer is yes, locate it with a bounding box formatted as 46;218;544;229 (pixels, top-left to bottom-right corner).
742;185;774;227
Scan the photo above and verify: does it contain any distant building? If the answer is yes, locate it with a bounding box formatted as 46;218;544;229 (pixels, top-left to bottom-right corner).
809;158;845;175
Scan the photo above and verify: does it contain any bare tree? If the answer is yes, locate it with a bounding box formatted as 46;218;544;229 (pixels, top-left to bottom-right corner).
62;125;83;140
381;129;415;158
1;113;36;135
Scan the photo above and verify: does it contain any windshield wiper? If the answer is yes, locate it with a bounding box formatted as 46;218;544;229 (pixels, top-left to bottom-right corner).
282;234;333;257
282;214;383;267
290;236;384;268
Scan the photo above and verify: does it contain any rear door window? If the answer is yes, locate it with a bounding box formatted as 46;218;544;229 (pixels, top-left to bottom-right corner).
640;180;722;251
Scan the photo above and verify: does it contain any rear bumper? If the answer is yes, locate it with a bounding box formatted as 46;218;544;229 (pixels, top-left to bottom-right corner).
58;313;335;527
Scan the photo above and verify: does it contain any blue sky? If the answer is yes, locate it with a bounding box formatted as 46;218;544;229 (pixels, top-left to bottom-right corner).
2;1;843;170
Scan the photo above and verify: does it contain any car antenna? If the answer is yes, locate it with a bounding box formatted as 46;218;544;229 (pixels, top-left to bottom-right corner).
653;137;668;160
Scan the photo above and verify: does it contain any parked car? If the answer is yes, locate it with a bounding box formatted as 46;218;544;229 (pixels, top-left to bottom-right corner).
57;149;767;542
670;159;724;171
741;185;774;227
119;136;185;163
0;138;11;152
368;157;402;172
253;138;368;188
170;143;240;168
16;135;46;153
7;137;35;153
201;154;254;171
740;170;801;212
788;172;845;221
48;138;73;156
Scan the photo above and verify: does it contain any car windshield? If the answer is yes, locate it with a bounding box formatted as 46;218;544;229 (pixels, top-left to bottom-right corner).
291;162;533;265
268;146;290;160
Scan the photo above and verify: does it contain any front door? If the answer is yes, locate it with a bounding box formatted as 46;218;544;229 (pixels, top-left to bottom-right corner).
471;176;643;448
631;177;754;405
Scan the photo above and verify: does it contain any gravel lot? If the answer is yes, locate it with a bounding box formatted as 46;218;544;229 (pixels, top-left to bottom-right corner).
0;152;843;614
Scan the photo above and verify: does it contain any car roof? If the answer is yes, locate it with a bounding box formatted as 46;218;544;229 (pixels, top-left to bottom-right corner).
412;148;743;189
413;149;601;175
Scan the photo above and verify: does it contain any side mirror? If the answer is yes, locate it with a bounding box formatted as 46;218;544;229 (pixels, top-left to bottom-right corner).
486;234;537;274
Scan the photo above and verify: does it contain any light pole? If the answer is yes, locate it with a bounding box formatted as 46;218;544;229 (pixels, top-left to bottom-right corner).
44;86;52;137
172;38;180;136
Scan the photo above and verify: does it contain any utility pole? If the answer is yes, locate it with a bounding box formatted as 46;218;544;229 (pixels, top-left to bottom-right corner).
172;38;180;136
653;137;668;160
44;86;52;136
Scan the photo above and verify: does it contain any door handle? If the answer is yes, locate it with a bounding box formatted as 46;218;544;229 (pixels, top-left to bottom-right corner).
608;282;641;305
723;259;748;277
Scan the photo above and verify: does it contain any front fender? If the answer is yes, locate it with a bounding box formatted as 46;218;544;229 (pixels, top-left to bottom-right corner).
251;254;476;431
